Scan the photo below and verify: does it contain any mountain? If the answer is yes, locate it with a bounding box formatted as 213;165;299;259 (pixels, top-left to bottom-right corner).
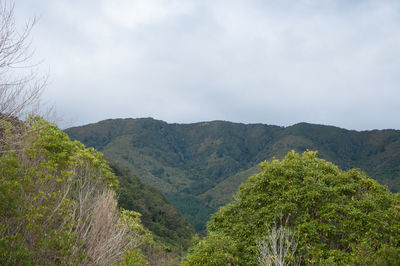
109;161;194;251
65;118;400;230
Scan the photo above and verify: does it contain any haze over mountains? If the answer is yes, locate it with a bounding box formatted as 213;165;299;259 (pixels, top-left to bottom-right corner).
66;118;400;230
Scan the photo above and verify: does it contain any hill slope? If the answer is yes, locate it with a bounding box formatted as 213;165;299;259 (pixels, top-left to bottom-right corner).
109;161;194;250
66;118;400;230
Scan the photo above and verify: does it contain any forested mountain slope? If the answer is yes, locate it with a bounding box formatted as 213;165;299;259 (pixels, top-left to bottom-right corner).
109;162;194;250
66;118;400;230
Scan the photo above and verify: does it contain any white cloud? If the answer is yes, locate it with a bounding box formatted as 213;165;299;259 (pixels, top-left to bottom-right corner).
102;0;195;28
13;0;400;130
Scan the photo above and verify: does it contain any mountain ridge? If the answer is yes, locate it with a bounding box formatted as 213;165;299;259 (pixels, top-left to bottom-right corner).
65;117;400;230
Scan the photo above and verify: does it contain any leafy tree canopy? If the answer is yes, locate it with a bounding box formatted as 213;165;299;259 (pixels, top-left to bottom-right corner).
183;151;400;265
0;117;150;265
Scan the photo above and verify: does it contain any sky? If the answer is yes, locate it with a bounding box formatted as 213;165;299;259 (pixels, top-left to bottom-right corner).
15;0;400;130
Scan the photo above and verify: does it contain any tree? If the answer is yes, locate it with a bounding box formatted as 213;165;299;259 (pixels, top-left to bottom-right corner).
181;233;239;265
183;151;400;265
0;0;46;155
0;117;151;265
0;0;44;119
0;2;155;264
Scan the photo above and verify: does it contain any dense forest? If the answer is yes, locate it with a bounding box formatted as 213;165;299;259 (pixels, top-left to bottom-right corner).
110;161;194;251
66;118;400;231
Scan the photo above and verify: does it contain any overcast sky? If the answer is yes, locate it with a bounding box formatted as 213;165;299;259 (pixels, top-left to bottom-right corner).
15;0;400;130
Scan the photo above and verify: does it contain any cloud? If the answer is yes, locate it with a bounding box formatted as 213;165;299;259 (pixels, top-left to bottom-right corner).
13;0;400;130
102;0;195;29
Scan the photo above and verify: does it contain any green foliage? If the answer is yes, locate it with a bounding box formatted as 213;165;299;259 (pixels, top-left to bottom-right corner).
118;249;149;266
0;116;148;264
119;209;154;247
181;232;239;266
200;165;260;207
186;151;400;265
0;225;32;265
116;210;152;266
0;117;85;264
168;193;218;231
66;118;400;232
111;161;194;250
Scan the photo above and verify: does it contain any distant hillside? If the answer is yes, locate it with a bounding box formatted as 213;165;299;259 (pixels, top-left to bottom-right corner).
66;118;400;230
109;161;194;250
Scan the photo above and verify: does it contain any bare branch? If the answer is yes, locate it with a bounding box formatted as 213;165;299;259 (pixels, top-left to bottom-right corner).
0;0;46;119
258;218;300;266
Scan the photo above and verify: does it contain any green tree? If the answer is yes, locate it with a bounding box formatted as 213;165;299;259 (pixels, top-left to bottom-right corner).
0;117;151;265
0;2;152;264
183;151;400;265
181;232;239;265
